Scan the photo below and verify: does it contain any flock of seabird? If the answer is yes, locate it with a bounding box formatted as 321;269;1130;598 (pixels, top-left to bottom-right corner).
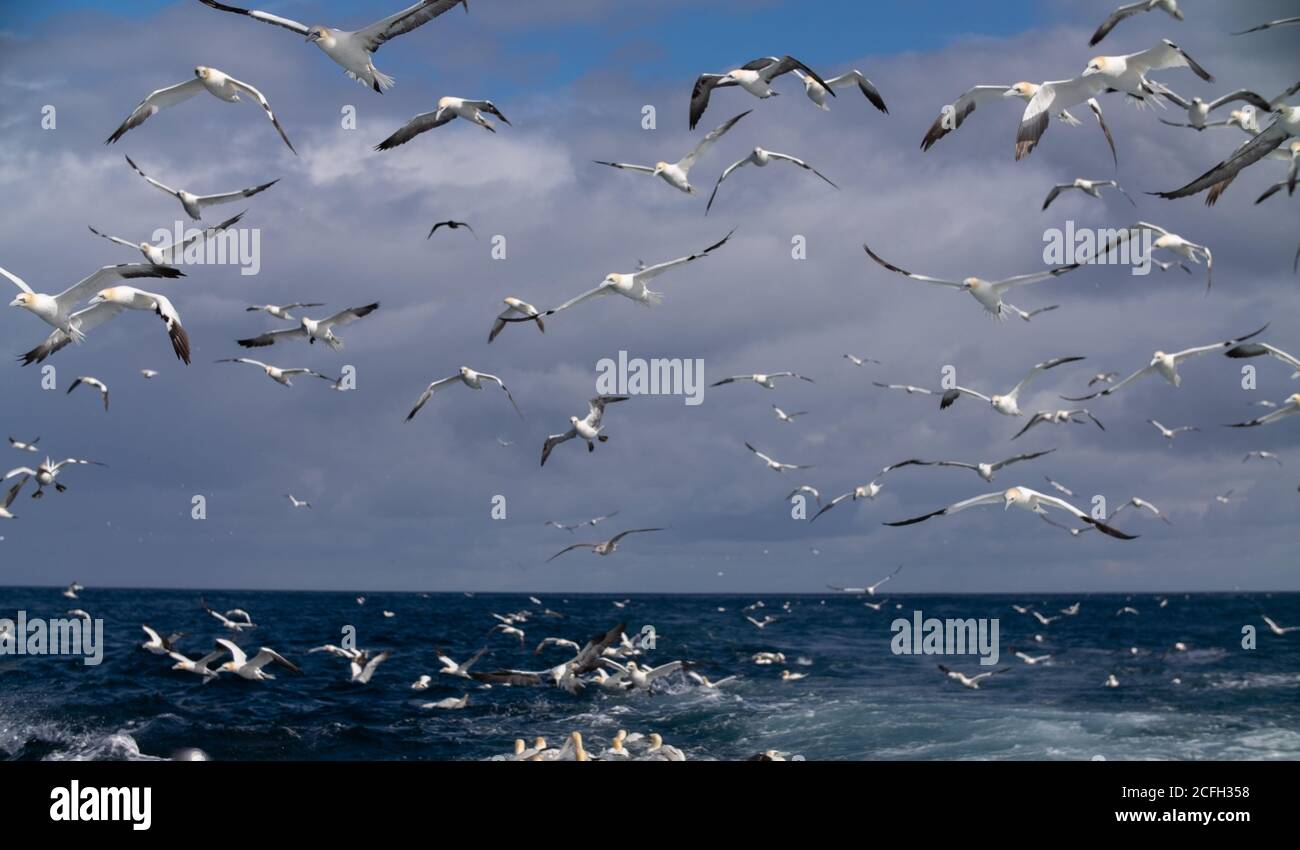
2;1;1297;763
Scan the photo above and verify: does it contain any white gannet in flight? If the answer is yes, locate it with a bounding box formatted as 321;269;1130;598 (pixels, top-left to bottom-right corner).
216;358;330;387
687;671;738;689
1243;450;1283;466
1226;394;1300;428
124;156;277;221
349;650;390;684
600;659;684;691
533;231;733;318
546;528;665;562
487;297;544;343
827;564;905;596
140;369;159;379
885;486;1138;539
534;637;581;654
1147;419;1198;440
246;302;325;321
771;405;808;423
202;600;257;631
1111;497;1173;525
872;382;937;396
214;639;302;680
1064;325;1267;400
921;82;1115;163
545;512;620;533
285;494;311;509
67;377;109;411
938;664;1010;690
106;66;295;153
404;367;522;421
1153;108;1300;200
140;625;184;655
746;614;775;628
1089;0;1184;46
18;285;192;366
197;0;468;93
881;449;1056;483
1031;610;1059;625
744;442;812;473
1105;674;1120;688
1156;88;1272;131
1016;40;1214;159
436;646;487;678
689;55;834;129
864;244;1080;321
711;372;814;390
169;648;226;680
411;675;430;690
375;97;510;149
706;147;837;213
1263;615;1300;635
811;481;884;522
1042;178;1134;210
4;262;182;346
1214;490;1235;504
4;457;103;499
1015;651;1052;665
62;581;84;598
237;303;379;350
488;623;525;646
1233;16;1300;35
0;476;28;520
1224;341;1300;379
1011;409;1104;439
89;211;245;267
1062;602;1081;615
540;395;629;466
1098;221;1214;290
844;354;881;367
594;110;750;195
793;68;887;113
785;484;821;506
940;356;1085;416
9;437;39;453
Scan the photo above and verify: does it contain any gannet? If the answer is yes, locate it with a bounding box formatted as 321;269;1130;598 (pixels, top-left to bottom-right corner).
540;395;629;466
237;303;379;350
1263;616;1300;636
214;639;302;680
1098;222;1214;290
216;358;330;387
1214;490;1236;504
687;671;738;689
886;486;1138;539
921;82;1114;163
140;369;159;379
689;55;834;129
531;231;733;318
1243;450;1283;466
1155;106;1300;200
811;481;883;522
3;457;103;499
1042;178;1134;210
427;220;475;239
487;297;545;343
1226;394;1300;427
421;695;469;710
938;664;1010;690
1014;651;1052;664
599;658;684;690
940;356;1085;416
285;495;311;509
882;449;1057;483
1157;88;1271;130
1064;325;1267;400
1233;16;1300;35
780;670;807;682
785;484;821;506
546;528;665;562
404;367;522;421
436;646;487;678
1148;419;1198;440
196;0;468;92
0;477;28;519
746;615;775;628
706;146;837;213
1224;341;1300;379
872;382;937;396
744;442;812;473
62;582;84;599
1042;476;1074;497
864;244;1081;321
4;262;182;349
771;405;808;423
202;600;257;631
534;637;581;654
793;68;887;113
1011;409;1104;439
544;512;620;533
827;565;905;595
124;156;277;221
9;437;39;453
375;97;510;149
107;66;296;153
67;377;109;411
489;623;525;646
644;733;685;760
349;650;390;683
90;212;245;268
140;625;184;655
594;110;750;195
411;675;431;690
1089;1;1184;46
844;354;881;367
246;302;324;321
1017;40;1214;159
712;372;814;390
169;648;226;680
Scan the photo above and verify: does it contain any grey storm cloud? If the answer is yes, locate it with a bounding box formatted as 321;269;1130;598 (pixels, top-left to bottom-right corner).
0;0;1295;594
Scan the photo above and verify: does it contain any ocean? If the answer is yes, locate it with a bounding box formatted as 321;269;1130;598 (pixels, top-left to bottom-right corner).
2;587;1298;761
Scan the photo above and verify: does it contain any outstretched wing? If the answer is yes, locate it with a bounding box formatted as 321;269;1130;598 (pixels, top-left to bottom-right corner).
106;77;206;144
196;0;310;35
226;75;296;154
355;0;468;53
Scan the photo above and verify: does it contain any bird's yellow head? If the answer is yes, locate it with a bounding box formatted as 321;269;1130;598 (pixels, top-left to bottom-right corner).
305;25;327;43
1003;487;1023;508
1083;57;1109;77
962;276;980;288
1287;393;1300;405
652;161;669;174
1005;82;1036;98
8;292;32;308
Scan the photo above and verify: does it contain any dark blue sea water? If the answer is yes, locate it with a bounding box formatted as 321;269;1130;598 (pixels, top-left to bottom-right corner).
1;587;1298;761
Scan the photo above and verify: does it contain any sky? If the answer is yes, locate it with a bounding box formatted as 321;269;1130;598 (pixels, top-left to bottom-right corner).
0;0;1296;594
